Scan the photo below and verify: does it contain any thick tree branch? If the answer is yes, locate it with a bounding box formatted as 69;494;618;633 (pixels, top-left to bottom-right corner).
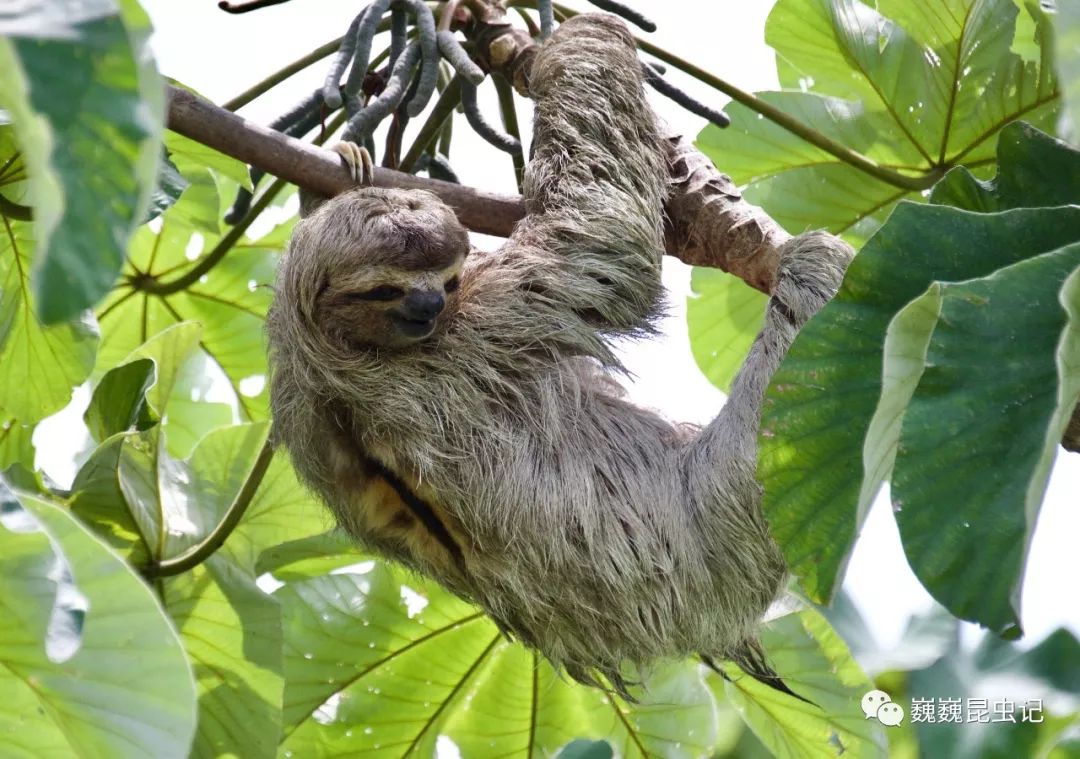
167;83;786;294
661;124;789;293
168;85;523;239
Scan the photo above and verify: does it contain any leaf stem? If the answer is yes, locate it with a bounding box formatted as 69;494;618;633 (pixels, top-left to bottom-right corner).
223;39;342;112
143;432;274;578
492;73;525;191
0;191;32;221
136;177;286;295
401;76;463;173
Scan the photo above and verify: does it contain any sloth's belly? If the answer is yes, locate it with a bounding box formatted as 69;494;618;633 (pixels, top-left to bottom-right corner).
327;439;467;578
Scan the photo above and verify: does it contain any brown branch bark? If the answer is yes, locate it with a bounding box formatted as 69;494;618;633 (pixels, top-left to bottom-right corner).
168;86;523;239
167;83;783;294
661;125;790;293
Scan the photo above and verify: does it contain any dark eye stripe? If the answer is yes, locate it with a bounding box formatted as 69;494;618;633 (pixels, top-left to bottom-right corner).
444;275;460;293
349;285;404;302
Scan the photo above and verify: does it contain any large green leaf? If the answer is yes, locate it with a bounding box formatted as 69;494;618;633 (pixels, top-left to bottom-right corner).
697;93;923;248
95;186;285;422
717;609;886;759
930;122;1080;211
71;322;203;561
0;218;98;422
0;1;164;323
0;485;196;758
688;267;768;393
890;245;1080;635
697;0;1059;245
759;204;1080;603
775;0;1057;160
163;350;235;458
277;565;720;758
67;409;328;759
133;423;283;759
759;121;1080;611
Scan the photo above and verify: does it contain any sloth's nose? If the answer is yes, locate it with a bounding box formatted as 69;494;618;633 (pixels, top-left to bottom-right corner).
402;289;445;321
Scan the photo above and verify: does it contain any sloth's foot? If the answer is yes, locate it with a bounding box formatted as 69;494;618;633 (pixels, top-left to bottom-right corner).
333;141;374;186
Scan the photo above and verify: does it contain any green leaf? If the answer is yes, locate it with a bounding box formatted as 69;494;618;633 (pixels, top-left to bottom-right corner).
700;0;1059;244
165;129;253;193
0;416;34;471
83;357;158;442
717;608;886;759
697;93;923;247
69;420;328;758
892;246;1080;634
146;152;189;222
69;432;153;564
256;530;366;581
775;0;1057;157
688;267;767;392
141;423;282;759
759;204;1080;604
94;318;237;458
930;122;1080;210
0;2;164;323
229;446;328;573
0;219;99;422
0;486;196;758
558;740;614;759
277;565;719;758
1011;0;1048;63
162;350;235;458
95;195;279;422
72;322;207;560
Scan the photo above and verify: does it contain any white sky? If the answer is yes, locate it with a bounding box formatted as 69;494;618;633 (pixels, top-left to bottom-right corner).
43;0;1079;666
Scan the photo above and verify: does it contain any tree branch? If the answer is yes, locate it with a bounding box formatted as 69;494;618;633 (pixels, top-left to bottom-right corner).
168;85;524;238
168;84;795;292
168;79;793;293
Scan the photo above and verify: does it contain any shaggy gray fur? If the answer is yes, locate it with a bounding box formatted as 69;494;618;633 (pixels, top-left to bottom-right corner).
268;14;853;692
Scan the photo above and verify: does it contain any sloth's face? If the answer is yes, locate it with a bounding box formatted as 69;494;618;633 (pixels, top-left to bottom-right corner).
316;255;464;349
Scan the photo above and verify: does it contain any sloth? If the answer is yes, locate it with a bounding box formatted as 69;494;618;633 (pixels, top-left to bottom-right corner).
267;14;852;696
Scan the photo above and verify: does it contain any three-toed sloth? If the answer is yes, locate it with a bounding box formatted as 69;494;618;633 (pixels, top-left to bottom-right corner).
268;14;852;695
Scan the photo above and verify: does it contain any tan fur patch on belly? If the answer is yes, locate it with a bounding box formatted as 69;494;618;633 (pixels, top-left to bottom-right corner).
329;440;466;573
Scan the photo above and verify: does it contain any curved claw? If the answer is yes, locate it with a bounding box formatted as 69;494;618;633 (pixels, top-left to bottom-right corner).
333;141;374;186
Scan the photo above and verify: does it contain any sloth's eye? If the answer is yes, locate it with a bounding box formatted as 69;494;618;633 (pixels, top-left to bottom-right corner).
444;275;460;293
349;285;404;302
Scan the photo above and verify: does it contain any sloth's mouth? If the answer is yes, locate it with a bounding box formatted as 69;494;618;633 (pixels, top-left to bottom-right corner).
390;313;437;338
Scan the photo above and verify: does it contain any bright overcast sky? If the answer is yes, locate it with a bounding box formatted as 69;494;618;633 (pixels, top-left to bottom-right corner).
53;0;1079;661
